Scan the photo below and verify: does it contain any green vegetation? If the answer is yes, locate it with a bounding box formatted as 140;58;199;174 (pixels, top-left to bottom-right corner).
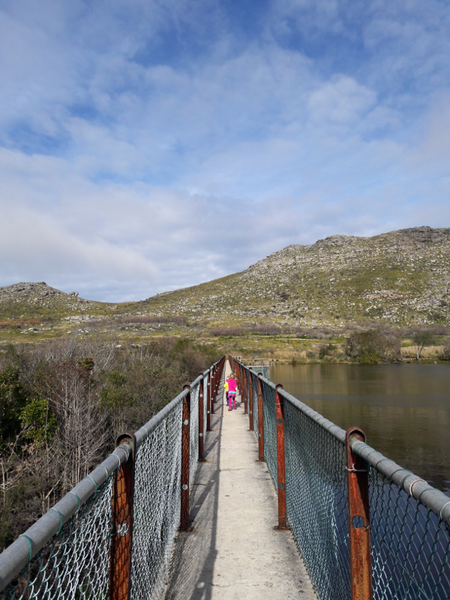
412;329;436;361
20;398;57;445
345;328;401;364
0;336;220;551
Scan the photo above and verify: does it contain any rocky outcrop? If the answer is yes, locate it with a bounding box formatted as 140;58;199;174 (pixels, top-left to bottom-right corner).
0;282;62;300
313;234;358;247
391;226;450;244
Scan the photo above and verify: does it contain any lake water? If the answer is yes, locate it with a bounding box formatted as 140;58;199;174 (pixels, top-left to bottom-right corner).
270;363;450;496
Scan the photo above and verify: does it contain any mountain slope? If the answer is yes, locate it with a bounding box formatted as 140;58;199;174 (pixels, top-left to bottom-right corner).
142;226;450;327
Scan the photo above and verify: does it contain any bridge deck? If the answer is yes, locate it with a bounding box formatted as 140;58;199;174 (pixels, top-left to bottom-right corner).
164;362;316;599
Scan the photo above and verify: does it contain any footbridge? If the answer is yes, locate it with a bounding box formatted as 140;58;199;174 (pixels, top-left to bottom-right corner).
1;357;450;599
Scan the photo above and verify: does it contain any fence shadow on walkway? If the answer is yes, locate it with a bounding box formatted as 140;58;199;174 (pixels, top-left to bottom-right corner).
164;397;225;600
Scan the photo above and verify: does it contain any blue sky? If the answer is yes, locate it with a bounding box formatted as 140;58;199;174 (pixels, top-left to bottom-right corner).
1;0;449;301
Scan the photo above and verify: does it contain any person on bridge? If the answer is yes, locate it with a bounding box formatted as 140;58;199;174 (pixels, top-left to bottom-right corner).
227;373;238;411
224;378;229;405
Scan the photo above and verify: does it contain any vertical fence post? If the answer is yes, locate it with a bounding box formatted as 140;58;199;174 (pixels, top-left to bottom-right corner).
346;427;373;600
180;385;191;531
243;367;248;415
256;375;264;462
248;371;254;431
109;433;136;600
198;375;205;461
275;385;288;530
206;371;212;431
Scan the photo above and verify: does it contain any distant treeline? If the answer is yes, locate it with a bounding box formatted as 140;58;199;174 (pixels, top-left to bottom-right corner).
344;325;450;364
209;322;450;365
0;336;220;551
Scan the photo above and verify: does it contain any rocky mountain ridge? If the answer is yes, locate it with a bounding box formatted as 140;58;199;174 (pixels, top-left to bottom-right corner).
1;226;450;333
142;226;450;328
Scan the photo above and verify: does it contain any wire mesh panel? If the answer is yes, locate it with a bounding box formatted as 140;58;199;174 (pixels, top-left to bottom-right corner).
131;402;183;600
203;375;208;438
369;469;450;599
261;379;278;488
0;476;114;600
189;382;200;488
250;371;259;440
243;370;248;414
283;398;350;600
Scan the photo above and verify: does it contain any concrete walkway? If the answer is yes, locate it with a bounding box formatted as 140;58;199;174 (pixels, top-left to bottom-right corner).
164;362;316;599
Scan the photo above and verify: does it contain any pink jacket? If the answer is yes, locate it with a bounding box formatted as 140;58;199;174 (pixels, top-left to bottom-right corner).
227;378;237;393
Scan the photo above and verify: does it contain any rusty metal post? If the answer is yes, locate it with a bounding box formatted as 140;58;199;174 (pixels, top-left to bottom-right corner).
248;371;254;431
198;375;205;461
180;385;191;531
243;368;248;414
256;375;264;462
206;371;212;431
240;364;245;412
275;385;288;530
219;358;224;404
109;432;136;600
346;427;373;600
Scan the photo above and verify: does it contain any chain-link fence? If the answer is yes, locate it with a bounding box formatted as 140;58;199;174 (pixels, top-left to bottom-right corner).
0;357;225;600
249;370;259;439
261;379;278;489
231;357;450;600
189;382;200;488
131;401;183;599
282;392;350;600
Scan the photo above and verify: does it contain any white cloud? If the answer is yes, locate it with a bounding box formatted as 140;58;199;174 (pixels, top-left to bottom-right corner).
307;75;376;127
0;1;449;301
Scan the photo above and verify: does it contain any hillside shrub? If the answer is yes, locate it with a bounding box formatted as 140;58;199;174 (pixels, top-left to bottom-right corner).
319;343;335;359
441;337;450;361
412;329;435;361
0;366;28;449
345;328;401;364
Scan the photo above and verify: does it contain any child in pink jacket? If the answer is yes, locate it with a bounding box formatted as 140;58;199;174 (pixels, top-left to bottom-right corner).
227;373;238;411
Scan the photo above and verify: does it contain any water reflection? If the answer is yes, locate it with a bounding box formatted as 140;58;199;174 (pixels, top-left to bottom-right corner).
270;364;450;496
